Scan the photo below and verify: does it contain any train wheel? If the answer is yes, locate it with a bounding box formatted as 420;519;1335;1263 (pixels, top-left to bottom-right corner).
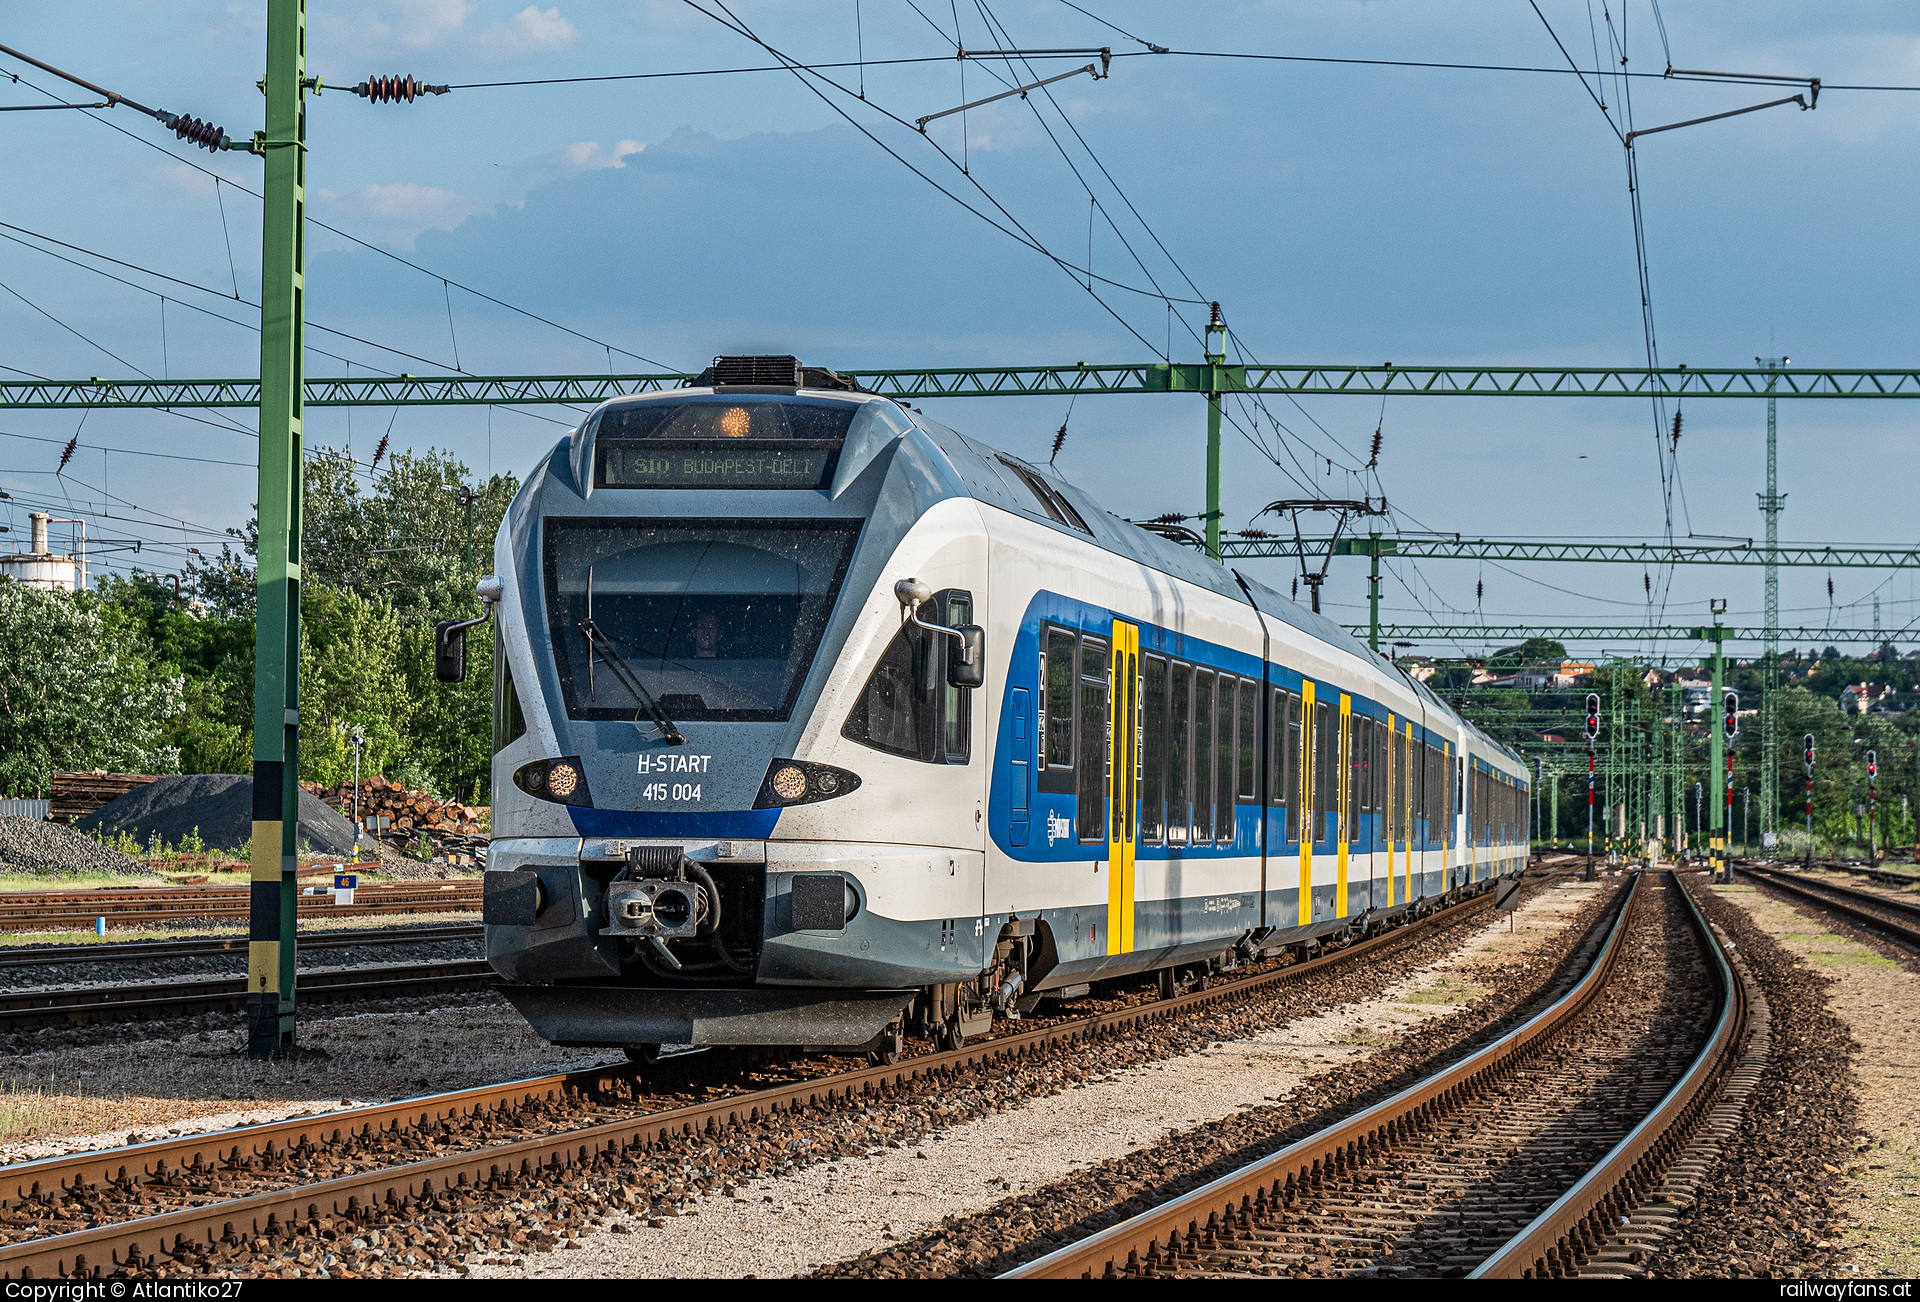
940;1019;966;1052
623;1043;663;1066
1157;968;1176;1000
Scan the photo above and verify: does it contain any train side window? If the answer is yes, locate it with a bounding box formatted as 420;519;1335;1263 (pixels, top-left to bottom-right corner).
843;588;973;764
1214;675;1236;844
1313;699;1332;842
1376;722;1388;834
1038;627;1077;793
1193;669;1215;844
1268;686;1284;806
1076;636;1109;842
1346;712;1360;832
1283;691;1301;844
1141;655;1167;844
941;593;973;763
1391;728;1405;843
1168;662;1191;844
1236;679;1257;803
492;634;527;756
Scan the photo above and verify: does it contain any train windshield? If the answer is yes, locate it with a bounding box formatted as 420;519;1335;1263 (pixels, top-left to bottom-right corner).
543;518;861;722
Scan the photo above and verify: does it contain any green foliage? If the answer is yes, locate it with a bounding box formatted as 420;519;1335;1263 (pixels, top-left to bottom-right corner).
0;580;185;798
389;757;444;801
76;442;522;802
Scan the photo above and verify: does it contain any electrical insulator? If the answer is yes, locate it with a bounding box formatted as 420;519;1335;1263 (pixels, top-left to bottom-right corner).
354;75;451;104
371;433;389;472
1722;690;1739;741
1368;428;1382;468
1671;410;1683;443
165;114;229;152
57;435;76;473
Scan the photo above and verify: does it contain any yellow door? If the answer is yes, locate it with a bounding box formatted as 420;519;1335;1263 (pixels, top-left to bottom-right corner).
1336;695;1350;917
1105;622;1139;954
1297;680;1315;926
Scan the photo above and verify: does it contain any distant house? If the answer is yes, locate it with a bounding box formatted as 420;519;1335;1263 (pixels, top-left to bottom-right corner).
1840;682;1896;715
1555;661;1595;687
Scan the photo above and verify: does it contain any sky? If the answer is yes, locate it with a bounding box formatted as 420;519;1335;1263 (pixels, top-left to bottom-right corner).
3;0;1919;661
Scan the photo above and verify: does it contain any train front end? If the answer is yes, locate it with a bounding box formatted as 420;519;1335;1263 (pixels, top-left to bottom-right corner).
475;360;991;1058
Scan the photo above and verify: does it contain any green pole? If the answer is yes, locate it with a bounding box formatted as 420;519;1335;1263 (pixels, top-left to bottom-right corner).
247;0;307;1059
1204;303;1225;562
1550;764;1559;848
1367;531;1382;651
1707;599;1726;882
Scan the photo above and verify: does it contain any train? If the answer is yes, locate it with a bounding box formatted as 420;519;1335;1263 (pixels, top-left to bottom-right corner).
445;354;1530;1062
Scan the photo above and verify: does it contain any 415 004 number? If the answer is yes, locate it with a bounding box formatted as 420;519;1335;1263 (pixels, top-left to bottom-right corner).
642;783;702;802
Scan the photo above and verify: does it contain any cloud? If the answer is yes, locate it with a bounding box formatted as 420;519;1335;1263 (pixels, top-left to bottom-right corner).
313;183;494;249
474;6;580;57
560;140;646;172
314;1;578;61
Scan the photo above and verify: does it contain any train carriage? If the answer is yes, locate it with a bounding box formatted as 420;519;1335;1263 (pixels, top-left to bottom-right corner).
456;356;1529;1060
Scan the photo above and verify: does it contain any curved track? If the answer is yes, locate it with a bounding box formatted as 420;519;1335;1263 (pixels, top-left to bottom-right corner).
1736;864;1920;948
1005;871;1750;1280
0;886;1507;1278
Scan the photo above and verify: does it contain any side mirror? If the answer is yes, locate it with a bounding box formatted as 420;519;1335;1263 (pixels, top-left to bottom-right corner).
435;619;469;682
947;625;986;689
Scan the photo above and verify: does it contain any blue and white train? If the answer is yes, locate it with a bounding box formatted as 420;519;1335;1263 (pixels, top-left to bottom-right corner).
450;355;1530;1061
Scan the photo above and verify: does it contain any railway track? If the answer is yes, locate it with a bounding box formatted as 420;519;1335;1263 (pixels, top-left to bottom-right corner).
1005;870;1751;1280
0;884;1510;1278
1736;864;1920;948
0;883;481;932
0;924;484;971
0;959;500;1032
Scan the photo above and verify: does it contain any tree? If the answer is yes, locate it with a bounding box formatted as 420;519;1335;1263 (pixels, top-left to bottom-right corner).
0;579;184;796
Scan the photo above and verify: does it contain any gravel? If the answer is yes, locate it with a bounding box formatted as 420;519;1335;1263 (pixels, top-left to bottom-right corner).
0;815;145;876
1647;882;1860;1278
77;774;357;855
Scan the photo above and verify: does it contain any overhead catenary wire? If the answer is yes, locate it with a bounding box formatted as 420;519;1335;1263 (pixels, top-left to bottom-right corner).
0;59;675;372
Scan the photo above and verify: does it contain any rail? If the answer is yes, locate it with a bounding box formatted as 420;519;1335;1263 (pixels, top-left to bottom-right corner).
1001;874;1646;1279
1737;866;1920;946
0;959;498;1031
0;885;1503;1277
1471;871;1747;1277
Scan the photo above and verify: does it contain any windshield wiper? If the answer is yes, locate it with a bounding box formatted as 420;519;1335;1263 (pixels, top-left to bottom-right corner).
580;566;687;745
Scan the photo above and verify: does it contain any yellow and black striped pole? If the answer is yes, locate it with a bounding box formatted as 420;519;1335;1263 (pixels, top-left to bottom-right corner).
246;0;307;1059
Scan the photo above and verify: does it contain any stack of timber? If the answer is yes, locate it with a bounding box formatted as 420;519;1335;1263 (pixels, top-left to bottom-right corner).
49;772;159;823
301;776;489;861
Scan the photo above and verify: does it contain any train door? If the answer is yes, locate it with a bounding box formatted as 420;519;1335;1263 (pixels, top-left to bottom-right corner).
1336;694;1351;918
1105;621;1139;955
1296;680;1315;926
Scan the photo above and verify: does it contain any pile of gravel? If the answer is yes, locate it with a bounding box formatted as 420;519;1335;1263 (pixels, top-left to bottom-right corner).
76;773;357;855
0;816;146;876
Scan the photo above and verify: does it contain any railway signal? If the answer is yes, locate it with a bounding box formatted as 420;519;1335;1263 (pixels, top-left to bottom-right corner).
1721;691;1738;880
1804;733;1816;867
1584;693;1599;879
1867;748;1878;867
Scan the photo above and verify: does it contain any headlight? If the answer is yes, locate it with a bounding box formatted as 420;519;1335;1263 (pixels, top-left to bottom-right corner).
513;757;595;807
771;765;808;801
754;758;862;809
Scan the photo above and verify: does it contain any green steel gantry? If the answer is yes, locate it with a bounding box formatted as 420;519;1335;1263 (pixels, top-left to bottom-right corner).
13;362;1920;409
1353;623;1889;645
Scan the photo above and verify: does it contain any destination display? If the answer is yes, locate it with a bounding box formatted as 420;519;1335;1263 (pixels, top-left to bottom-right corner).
596;439;840;490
